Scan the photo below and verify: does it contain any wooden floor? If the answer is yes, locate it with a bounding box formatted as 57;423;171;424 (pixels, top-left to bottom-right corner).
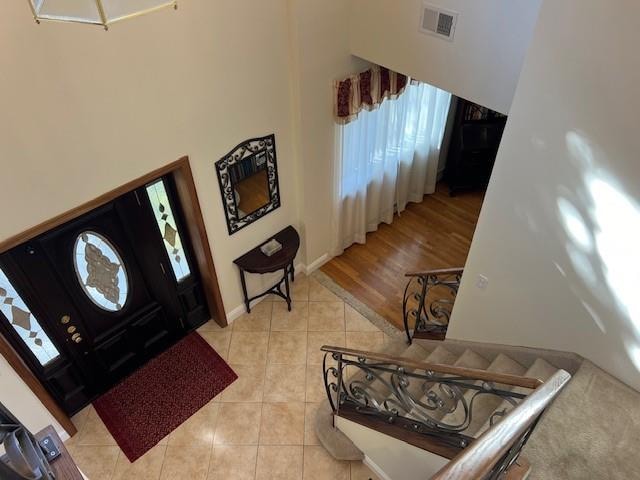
321;182;485;332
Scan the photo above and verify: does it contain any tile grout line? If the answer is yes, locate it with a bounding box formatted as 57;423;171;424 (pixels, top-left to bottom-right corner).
79;276;374;480
255;302;273;478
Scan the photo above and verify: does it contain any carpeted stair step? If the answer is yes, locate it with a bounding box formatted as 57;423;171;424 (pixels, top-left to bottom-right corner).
385;335;417;357
429;349;491;425
425;345;459;366
345;343;433;408
378;343;444;413
314;341;434;461
439;354;527;436
389;345;457;417
345;336;429;382
400;342;433;362
405;348;487;422
475;358;559;437
315;401;364;461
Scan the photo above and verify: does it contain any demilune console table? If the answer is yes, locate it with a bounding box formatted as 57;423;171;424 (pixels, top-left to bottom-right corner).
233;225;300;313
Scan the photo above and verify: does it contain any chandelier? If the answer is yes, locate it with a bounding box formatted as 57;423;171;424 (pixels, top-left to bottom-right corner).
27;0;178;30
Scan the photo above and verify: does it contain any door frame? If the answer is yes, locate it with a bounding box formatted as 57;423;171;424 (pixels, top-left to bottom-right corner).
0;156;226;436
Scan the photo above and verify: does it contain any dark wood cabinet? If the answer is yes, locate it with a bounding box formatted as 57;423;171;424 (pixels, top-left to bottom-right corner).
445;99;507;195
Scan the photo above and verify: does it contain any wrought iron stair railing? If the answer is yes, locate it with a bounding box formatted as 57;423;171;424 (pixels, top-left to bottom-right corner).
403;268;464;344
431;368;571;479
321;345;571;479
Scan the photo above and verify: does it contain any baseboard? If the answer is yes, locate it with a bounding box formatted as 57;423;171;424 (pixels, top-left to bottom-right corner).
304;254;331;274
224;261;307;323
57;429;70;443
225;303;248;324
363;456;394;480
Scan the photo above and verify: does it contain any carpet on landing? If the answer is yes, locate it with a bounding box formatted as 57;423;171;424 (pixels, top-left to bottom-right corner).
525;360;640;479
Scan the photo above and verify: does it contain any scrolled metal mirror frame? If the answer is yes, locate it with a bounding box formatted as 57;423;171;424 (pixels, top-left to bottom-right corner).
215;134;281;235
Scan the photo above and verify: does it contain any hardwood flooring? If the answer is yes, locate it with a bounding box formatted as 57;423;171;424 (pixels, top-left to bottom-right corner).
321;182;485;332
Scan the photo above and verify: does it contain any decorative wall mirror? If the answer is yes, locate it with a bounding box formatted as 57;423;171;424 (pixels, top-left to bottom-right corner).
215;134;281;235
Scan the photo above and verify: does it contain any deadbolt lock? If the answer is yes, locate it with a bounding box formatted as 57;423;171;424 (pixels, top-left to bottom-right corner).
61;315;71;325
67;326;77;334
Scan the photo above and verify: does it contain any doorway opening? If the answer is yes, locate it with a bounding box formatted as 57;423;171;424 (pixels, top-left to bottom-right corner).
0;158;226;427
324;95;506;341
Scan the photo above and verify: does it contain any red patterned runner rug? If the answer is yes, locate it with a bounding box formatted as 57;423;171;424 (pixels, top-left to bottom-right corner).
93;332;237;462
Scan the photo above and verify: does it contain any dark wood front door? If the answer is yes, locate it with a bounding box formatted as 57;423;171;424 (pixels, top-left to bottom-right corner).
39;200;181;385
0;176;209;414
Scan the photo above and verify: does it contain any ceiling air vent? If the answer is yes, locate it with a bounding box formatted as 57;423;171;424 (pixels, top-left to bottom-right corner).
420;3;458;41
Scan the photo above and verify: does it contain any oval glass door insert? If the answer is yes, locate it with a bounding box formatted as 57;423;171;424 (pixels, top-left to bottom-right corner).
73;231;129;312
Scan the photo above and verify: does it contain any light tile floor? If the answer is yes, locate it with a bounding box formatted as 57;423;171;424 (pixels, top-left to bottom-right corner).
65;275;384;480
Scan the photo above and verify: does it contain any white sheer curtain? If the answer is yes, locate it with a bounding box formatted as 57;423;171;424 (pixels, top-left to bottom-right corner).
332;82;451;255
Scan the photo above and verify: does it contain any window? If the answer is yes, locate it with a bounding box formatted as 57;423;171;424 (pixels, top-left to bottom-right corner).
334;82;451;254
0;267;60;366
73;231;129;312
146;179;192;282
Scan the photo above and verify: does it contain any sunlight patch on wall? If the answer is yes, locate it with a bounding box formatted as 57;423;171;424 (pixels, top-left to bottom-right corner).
559;130;640;369
557;197;593;252
588;177;640;330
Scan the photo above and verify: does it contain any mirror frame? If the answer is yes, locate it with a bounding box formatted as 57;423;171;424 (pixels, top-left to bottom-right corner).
215;134;281;235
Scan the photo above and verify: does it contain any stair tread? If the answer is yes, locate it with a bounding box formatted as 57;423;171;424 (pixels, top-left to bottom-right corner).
451;348;491;370
474;357;560;437
523;358;558;383
383;336;412;357
390;345;456;403
426;345;459;365
344;341;435;406
403;349;489;424
345;336;409;382
400;343;432;362
448;354;528;436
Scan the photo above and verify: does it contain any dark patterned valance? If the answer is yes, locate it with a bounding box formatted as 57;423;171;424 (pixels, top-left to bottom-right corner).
334;65;410;124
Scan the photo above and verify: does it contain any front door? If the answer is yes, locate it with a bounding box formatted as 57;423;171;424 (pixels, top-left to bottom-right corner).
0;176;210;414
39;199;182;388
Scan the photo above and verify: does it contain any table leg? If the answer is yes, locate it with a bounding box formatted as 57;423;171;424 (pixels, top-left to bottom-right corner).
240;269;251;313
284;267;292;311
290;261;295;282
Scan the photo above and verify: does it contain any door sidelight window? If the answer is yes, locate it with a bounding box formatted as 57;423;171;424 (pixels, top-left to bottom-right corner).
146;179;192;282
0;267;60;366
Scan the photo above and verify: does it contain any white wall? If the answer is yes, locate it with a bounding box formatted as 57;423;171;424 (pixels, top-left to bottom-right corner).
336;416;447;480
0;356;63;435
0;0;299;432
449;0;640;392
288;0;370;265
348;0;542;114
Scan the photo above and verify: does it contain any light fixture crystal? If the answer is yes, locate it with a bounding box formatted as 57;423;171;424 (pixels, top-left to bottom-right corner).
28;0;177;30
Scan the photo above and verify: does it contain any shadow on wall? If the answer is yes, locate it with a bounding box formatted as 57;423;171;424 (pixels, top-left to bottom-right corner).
522;129;640;373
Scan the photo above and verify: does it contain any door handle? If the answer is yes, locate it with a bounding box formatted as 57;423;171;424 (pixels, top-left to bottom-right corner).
71;333;83;343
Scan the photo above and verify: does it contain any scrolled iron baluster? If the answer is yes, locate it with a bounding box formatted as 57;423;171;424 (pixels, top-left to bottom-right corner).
321;347;533;453
323;352;342;412
403;270;463;344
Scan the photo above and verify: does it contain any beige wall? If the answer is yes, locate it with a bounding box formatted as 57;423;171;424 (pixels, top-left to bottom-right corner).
0;1;300;316
288;0;369;266
449;0;640;392
0;0;299;431
348;0;542;114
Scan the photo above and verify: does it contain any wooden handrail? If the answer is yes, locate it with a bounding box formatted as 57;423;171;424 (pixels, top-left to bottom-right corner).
321;346;543;390
430;369;572;479
405;267;464;278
